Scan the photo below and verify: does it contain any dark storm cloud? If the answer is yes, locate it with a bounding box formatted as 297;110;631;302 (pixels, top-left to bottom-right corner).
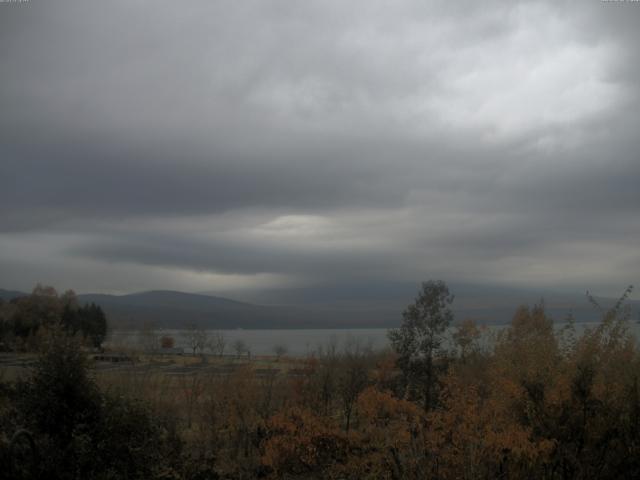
1;0;639;296
0;140;408;231
73;231;395;279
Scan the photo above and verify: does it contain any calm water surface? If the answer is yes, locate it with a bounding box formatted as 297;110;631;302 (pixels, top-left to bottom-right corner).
107;322;640;356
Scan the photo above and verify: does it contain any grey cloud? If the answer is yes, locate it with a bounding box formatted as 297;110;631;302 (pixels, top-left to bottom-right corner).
1;142;409;230
1;0;639;298
72;233;391;279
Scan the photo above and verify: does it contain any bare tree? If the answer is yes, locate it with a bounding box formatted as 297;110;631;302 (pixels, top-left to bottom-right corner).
138;322;159;353
183;324;208;356
338;337;371;432
273;344;288;361
233;339;247;359
316;336;340;416
208;330;226;357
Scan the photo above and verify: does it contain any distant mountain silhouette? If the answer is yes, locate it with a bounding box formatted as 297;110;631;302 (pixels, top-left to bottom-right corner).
76;290;377;329
0;289;28;301
1;287;638;329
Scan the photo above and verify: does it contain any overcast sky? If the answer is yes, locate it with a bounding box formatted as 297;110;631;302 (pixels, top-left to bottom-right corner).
1;0;639;300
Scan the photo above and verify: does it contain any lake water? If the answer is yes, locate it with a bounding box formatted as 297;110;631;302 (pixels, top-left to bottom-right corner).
108;328;390;356
107;321;640;357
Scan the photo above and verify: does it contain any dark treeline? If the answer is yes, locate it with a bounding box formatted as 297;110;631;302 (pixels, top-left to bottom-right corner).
1;281;639;479
0;285;107;350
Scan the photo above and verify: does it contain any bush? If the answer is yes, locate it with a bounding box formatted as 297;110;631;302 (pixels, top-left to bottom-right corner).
5;328;181;480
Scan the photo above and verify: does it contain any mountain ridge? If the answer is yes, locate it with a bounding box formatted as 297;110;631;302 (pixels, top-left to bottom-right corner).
1;287;638;329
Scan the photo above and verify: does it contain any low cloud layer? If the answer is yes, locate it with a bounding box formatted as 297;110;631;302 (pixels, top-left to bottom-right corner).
1;0;639;299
